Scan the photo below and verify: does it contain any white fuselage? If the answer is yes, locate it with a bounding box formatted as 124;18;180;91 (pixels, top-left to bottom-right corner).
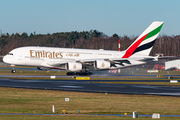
3;46;155;71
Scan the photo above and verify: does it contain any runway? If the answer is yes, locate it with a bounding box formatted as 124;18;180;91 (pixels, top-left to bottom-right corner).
0;78;180;96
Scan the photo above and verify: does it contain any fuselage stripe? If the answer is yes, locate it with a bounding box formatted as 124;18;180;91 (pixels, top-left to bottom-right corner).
122;33;148;58
133;40;156;54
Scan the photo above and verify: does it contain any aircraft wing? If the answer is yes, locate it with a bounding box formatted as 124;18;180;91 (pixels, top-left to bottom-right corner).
158;56;180;59
45;57;156;70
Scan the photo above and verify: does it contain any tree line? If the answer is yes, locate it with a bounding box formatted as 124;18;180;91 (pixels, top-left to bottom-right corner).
0;30;180;57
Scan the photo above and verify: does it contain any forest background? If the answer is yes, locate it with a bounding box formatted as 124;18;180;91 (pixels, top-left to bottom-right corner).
0;30;180;58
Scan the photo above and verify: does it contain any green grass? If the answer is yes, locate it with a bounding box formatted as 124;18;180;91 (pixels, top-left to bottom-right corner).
0;70;68;75
1;115;180;120
1;66;180;119
0;87;180;115
1;77;171;80
0;87;180;119
0;70;67;75
1;65;180;76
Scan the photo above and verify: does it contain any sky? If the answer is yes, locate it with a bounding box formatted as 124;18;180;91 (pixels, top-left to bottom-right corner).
1;0;180;37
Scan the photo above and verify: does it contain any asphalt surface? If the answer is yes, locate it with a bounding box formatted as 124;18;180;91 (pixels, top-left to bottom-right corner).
0;78;180;96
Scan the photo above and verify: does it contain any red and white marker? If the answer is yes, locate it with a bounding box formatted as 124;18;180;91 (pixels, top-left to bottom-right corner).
118;39;120;51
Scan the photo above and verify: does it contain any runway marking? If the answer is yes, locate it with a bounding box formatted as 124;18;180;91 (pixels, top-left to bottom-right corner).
132;85;180;91
59;86;84;88
147;92;180;96
132;85;160;89
98;85;125;88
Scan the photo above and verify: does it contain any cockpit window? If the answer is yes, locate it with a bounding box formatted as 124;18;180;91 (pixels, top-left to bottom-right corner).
8;53;13;55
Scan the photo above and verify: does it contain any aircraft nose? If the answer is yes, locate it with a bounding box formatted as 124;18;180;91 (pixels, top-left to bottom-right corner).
3;55;9;64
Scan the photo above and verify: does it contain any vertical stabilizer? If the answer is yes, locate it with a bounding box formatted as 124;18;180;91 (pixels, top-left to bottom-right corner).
122;21;164;58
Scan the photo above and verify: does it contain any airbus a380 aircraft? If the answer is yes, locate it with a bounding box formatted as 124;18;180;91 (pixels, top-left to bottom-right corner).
3;21;164;75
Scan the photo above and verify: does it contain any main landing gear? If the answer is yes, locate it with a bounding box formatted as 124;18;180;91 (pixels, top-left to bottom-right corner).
67;71;93;76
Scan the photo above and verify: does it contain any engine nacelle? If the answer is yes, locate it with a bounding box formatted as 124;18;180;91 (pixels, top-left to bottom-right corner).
67;62;82;71
95;60;111;69
37;67;51;71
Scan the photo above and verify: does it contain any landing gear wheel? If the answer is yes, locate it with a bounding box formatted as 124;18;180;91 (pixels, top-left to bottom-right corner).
67;72;75;75
66;72;93;76
11;70;16;73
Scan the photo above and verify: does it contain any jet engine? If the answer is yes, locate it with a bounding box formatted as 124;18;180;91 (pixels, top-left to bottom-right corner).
94;60;111;69
37;67;52;71
67;62;82;71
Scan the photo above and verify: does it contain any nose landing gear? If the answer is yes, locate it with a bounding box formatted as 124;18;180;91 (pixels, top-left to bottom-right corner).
11;65;16;73
11;70;16;73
